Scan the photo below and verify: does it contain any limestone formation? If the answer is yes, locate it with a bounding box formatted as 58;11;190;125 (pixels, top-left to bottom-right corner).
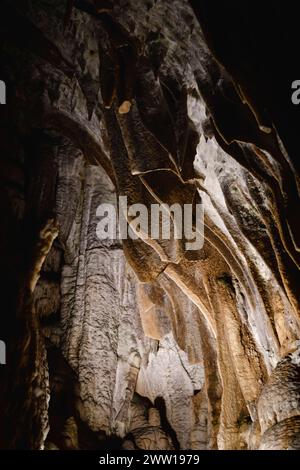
0;0;300;450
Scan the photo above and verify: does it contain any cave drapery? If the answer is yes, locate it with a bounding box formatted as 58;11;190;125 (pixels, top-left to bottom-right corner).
0;0;300;450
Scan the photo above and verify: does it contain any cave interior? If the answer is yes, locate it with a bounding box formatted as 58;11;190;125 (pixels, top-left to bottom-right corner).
0;0;300;451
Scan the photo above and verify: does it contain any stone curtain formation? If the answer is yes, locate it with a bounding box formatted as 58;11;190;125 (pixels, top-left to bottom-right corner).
0;0;300;450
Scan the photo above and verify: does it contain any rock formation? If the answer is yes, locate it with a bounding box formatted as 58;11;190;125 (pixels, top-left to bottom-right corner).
0;0;300;450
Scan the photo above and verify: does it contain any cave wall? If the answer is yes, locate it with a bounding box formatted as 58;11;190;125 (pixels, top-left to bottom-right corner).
0;0;300;450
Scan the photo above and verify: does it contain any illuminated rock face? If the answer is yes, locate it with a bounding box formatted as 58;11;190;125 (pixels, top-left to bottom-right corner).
0;0;300;450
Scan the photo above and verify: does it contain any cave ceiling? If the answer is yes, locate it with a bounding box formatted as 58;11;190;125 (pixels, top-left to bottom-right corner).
0;0;300;452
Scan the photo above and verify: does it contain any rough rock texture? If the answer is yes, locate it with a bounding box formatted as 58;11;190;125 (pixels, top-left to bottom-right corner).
0;0;300;450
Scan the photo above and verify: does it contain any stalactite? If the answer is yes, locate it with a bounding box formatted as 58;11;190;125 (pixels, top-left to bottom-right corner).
1;0;300;451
